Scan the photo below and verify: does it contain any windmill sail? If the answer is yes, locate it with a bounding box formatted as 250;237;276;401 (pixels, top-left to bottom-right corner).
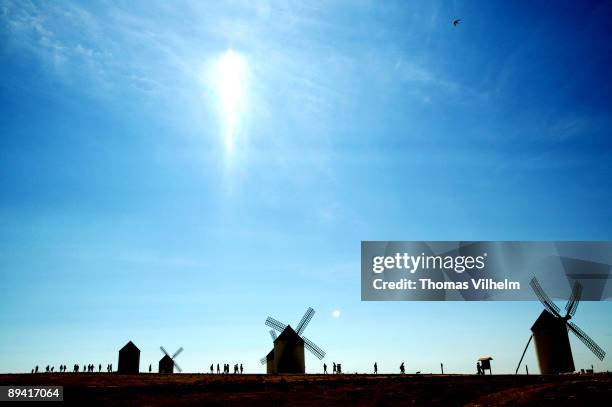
567;321;606;361
530;277;562;317
565;282;582;318
296;307;315;336
302;336;326;359
265;317;287;332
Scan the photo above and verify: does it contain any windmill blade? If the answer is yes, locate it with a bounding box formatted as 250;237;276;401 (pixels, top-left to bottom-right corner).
172;347;184;359
565;282;582;318
173;360;182;373
269;330;277;341
296;307;315;336
260;357;267;365
265;316;287;333
568;322;606;361
302;336;326;360
160;346;170;357
529;277;562;317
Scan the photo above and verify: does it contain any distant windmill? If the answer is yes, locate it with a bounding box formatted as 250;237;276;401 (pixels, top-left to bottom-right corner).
515;277;605;374
159;346;183;374
260;307;326;374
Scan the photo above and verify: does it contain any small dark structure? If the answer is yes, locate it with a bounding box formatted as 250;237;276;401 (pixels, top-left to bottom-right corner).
158;346;183;374
478;357;493;374
117;341;140;374
514;278;606;375
260;307;326;374
159;355;174;374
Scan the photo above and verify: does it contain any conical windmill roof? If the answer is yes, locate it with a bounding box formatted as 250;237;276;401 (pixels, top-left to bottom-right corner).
120;341;140;353
275;325;304;344
531;309;563;331
159;354;173;363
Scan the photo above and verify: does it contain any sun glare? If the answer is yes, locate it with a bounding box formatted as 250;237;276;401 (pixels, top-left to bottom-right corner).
215;49;247;154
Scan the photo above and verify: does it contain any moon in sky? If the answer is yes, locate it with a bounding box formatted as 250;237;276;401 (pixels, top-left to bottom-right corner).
332;309;341;318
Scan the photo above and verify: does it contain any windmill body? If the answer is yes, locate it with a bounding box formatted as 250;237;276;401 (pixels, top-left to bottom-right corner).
517;278;606;375
158;346;183;374
267;326;305;374
531;310;575;374
262;307;326;374
117;341;140;374
158;354;175;374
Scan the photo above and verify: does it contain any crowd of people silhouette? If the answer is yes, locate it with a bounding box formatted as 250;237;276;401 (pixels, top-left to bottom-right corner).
209;363;243;374
31;363;112;373
30;361;426;375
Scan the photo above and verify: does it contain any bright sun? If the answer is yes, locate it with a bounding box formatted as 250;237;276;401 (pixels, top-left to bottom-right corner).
215;49;247;154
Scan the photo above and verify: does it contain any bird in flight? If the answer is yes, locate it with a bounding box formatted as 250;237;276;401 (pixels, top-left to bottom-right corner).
453;19;461;26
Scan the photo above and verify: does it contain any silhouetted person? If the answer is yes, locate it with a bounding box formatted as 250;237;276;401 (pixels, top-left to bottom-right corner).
51;366;54;373
333;362;336;374
240;364;243;374
323;363;327;374
476;362;481;375
337;363;342;374
216;363;220;374
99;364;101;373
400;362;405;374
149;364;152;373
374;362;378;374
110;363;112;372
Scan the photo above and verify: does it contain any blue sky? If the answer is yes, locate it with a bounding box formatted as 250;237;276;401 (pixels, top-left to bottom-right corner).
1;0;612;374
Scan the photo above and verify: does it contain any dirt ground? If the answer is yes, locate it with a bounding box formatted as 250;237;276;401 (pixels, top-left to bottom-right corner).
1;373;610;406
